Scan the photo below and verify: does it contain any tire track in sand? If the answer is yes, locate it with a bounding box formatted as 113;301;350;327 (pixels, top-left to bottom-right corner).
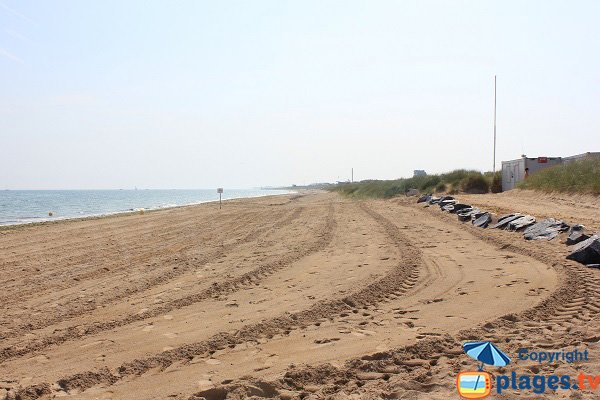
192;202;600;400
0;207;302;344
417;202;600;344
0;205;325;363
0;208;274;312
10;201;425;399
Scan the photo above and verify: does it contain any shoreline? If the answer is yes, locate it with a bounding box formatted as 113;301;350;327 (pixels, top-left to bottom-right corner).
0;190;296;231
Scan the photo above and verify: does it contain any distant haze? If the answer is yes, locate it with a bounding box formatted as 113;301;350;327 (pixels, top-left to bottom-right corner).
1;0;599;189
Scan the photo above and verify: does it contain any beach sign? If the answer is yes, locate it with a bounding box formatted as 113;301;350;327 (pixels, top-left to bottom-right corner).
217;188;223;209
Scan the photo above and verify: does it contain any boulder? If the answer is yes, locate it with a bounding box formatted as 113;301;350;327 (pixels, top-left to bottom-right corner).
566;235;600;265
507;215;536;231
449;204;472;214
457;207;481;222
439;199;457;209
457;213;472;222
491;214;523;230
523;219;570;241
470;211;487;220
428;196;442;205
566;224;589;245
473;213;492;228
417;194;432;203
443;204;471;214
457;209;474;221
441;204;455;212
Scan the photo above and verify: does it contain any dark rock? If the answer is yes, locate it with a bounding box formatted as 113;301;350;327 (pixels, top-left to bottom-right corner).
524;219;570;241
449;204;472;214
439;199;457;209
470;211;487;220
457;209;474;221
491;214;523;229
428;197;441;205
441;204;455;212
566;224;589;245
457;214;472;222
457;207;481;222
443;204;473;215
473;213;492;228
566;235;600;265
417;194;432;203
508;215;536;231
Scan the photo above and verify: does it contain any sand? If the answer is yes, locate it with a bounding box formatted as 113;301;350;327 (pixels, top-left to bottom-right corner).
0;191;598;399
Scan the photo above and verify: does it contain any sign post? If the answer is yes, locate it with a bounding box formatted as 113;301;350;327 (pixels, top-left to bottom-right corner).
217;188;223;209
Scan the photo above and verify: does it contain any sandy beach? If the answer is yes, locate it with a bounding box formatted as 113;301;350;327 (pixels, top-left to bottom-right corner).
1;191;598;399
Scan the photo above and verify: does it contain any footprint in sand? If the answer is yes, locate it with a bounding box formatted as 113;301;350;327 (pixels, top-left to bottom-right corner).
142;324;155;332
205;358;221;365
30;355;49;364
163;332;178;339
197;380;215;390
80;339;114;349
163;314;174;320
314;338;340;345
19;377;33;386
263;353;280;367
375;343;388;352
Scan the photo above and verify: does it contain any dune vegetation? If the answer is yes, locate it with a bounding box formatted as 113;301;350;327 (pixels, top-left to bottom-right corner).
518;158;600;195
331;169;500;199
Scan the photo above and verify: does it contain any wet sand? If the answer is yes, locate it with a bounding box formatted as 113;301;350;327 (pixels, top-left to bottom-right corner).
0;191;598;399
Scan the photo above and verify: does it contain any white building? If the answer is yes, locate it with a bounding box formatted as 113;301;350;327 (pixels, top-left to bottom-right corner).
501;152;600;191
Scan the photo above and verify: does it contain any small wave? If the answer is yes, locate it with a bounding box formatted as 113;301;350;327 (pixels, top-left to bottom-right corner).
0;190;294;226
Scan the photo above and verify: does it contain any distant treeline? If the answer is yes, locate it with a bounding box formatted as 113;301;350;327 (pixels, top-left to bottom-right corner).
518;158;600;195
330;170;502;199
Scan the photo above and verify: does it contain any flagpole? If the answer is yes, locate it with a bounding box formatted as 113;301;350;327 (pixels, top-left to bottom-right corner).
493;75;497;173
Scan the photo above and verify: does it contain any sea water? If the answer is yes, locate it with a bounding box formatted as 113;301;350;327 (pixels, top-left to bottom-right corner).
0;189;291;226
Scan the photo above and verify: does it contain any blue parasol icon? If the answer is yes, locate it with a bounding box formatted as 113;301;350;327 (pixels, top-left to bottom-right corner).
463;341;511;370
462;341;511;394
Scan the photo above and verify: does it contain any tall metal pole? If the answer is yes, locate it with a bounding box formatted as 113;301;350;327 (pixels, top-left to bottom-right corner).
493;75;497;173
351;168;353;183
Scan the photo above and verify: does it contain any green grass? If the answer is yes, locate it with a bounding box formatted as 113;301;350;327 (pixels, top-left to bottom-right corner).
517;158;600;194
330;169;492;199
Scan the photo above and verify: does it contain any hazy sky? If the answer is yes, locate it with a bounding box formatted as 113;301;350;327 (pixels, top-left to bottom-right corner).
1;1;599;189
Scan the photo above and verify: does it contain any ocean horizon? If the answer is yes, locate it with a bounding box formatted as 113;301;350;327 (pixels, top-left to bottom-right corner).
0;189;292;226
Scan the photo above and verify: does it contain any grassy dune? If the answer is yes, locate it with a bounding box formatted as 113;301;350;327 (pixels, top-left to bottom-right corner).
331;170;500;199
518;158;600;195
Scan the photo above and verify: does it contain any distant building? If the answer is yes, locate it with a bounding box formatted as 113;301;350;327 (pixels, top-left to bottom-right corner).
501;152;600;191
413;170;427;177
